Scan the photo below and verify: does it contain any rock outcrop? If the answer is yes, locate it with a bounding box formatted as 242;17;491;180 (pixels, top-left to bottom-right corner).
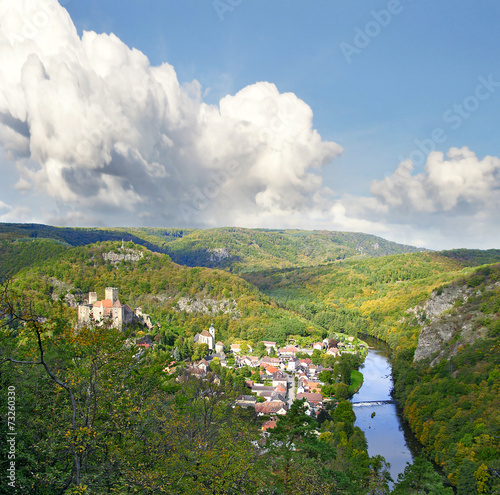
406;286;473;326
102;249;143;264
413;284;496;365
176;297;240;318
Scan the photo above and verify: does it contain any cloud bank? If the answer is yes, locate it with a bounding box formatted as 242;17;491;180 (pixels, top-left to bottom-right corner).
0;0;341;227
0;0;499;249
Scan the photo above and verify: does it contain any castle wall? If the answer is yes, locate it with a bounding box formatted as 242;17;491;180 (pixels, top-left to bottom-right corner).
78;305;92;325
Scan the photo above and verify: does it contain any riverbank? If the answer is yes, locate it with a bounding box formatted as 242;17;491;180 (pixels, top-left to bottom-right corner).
348;369;364;395
352;346;416;486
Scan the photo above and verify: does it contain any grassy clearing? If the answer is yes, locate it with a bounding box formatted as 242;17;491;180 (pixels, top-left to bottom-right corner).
348;369;364;395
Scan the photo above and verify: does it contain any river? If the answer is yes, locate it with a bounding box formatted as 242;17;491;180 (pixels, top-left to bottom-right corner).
352;340;421;486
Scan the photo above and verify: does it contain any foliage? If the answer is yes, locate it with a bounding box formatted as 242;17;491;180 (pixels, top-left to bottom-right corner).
0;223;425;276
391;266;500;495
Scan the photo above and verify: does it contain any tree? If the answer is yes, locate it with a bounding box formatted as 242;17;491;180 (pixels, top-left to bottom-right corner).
173;346;181;361
256;341;267;357
192;342;209;361
392;453;453;495
366;455;392;495
265;398;336;493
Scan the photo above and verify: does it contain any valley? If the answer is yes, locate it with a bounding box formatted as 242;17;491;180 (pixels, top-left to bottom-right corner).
1;224;499;494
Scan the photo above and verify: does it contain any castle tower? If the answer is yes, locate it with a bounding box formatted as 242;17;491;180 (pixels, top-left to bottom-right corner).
105;287;119;304
88;292;98;304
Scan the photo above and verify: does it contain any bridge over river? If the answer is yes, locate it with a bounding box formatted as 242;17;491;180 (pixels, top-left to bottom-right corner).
352;399;397;407
351;343;421;487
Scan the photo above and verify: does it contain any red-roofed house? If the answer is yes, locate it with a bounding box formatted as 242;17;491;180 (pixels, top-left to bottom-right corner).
255;401;287;416
262;419;277;432
296;392;323;407
263;365;279;375
278;345;299;357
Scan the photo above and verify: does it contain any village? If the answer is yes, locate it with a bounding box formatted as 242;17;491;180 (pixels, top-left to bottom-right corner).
182;323;368;433
77;287;367;432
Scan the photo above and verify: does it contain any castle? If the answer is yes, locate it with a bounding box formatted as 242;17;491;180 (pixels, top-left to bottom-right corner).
78;287;135;329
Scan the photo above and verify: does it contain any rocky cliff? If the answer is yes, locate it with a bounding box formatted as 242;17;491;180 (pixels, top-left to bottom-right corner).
413;283;497;365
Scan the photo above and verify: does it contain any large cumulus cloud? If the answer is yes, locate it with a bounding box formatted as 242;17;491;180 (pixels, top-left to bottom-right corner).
0;0;342;226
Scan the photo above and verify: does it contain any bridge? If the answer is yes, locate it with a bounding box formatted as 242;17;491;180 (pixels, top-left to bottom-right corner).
351;400;397;407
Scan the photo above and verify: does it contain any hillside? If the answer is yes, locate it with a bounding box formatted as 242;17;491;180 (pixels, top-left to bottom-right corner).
0;223;425;275
0;238;69;281
124;227;426;272
392;265;500;493
245;254;500;493
4;241;325;348
1;234;499;493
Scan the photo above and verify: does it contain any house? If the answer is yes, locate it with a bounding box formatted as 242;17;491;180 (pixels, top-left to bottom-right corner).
260;356;280;367
234;395;257;409
286;358;299;371
263;365;279;375
194;324;216;350
296;392;323;408
272;371;289;389
278;345;299;357
261;391;286;403
298;359;312;372
240;356;261;368
306;381;322;394
308;365;322;377
78;288;135;329
215;341;225;353
313;342;324;350
326;347;340;358
136;334;154;351
230;343;254;354
186;366;206;379
252;385;275;397
262;341;277;353
203;352;228;368
275;384;287;396
262;420;277;432
254;401;288;416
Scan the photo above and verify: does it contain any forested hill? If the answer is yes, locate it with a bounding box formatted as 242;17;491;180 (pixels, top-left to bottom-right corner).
0;222;425;274
243;252;500;493
4;241;324;347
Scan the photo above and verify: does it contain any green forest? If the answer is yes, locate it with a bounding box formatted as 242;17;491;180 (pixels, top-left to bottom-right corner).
0;223;499;494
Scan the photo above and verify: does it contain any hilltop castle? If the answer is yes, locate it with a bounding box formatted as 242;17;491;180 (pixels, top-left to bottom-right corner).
78;287;144;329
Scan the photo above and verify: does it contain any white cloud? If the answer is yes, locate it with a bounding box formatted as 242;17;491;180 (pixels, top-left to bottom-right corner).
0;0;342;228
0;205;32;223
370;147;500;214
331;147;500;249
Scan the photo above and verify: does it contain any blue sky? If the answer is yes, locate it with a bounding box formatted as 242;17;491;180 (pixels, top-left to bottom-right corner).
0;0;499;248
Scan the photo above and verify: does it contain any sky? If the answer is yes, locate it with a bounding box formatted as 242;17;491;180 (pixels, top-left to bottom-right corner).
0;0;499;249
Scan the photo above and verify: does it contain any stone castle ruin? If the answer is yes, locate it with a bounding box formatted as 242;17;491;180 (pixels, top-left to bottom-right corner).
78;287;152;330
